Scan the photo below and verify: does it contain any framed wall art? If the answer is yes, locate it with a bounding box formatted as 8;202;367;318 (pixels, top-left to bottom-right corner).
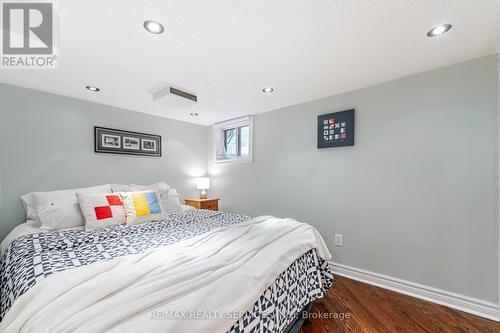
317;109;354;149
94;126;162;157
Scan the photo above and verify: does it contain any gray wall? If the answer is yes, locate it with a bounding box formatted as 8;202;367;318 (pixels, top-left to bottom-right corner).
0;84;208;240
209;55;499;302
1;55;498;304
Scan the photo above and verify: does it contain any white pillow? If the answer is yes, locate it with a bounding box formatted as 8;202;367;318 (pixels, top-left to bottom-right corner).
130;182;170;190
77;192;126;231
24;184;112;230
120;190;167;225
167;188;182;213
36;197;83;230
20;194;40;225
111;184;133;193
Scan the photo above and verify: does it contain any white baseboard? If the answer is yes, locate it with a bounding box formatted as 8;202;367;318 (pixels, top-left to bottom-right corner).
330;262;499;322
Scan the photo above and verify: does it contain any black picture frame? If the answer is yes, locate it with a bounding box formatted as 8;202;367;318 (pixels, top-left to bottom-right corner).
94;126;162;157
317;109;355;148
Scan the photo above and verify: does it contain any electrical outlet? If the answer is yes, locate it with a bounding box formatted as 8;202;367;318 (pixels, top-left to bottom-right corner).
334;233;344;246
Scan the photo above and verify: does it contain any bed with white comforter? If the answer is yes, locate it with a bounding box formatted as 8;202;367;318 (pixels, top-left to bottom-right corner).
0;210;333;333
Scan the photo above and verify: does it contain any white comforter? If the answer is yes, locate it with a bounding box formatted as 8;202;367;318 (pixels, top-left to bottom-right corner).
0;216;331;333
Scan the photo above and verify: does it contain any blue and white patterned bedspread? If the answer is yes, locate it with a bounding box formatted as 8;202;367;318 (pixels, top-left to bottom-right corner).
0;210;333;332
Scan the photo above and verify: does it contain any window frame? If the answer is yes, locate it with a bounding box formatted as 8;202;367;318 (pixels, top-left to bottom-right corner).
212;115;253;164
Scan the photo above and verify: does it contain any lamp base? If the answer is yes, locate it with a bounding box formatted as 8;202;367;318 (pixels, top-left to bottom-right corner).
199;190;207;199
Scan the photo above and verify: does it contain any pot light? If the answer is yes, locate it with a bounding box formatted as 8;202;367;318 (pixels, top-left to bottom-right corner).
143;20;164;34
262;87;274;93
427;24;452;37
86;85;100;92
190;113;199;117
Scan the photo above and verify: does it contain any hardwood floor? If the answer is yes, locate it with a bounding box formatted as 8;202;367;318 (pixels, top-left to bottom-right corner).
299;276;500;333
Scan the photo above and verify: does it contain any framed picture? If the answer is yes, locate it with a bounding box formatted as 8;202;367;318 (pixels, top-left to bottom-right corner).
102;134;121;148
317;109;354;148
141;138;157;151
94;127;162;157
123;136;140;150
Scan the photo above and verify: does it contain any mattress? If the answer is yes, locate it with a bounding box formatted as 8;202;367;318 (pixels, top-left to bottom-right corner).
0;210;333;332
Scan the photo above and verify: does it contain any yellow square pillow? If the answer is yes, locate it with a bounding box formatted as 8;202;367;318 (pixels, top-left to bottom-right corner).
120;190;167;225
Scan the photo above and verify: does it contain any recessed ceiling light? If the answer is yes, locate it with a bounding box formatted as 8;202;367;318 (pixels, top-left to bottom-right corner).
190;113;199;117
427;24;452;37
86;85;100;92
143;20;164;34
262;87;274;93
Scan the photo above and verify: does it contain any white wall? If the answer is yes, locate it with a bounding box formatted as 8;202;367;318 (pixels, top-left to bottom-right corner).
0;83;208;240
209;55;499;303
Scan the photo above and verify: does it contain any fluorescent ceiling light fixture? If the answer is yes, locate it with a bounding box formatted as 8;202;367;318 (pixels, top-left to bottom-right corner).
144;20;164;34
190;112;199;117
86;85;100;92
427;24;452;37
262;87;274;93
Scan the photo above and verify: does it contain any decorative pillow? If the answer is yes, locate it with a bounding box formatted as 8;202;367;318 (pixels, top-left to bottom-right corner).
120;190;167;225
77;193;126;230
129;183;182;213
130;182;170;212
25;184;112;230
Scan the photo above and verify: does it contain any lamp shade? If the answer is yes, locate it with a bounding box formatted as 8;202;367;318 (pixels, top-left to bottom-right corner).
196;177;210;190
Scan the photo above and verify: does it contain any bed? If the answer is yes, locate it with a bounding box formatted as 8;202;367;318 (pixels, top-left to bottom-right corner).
0;209;333;332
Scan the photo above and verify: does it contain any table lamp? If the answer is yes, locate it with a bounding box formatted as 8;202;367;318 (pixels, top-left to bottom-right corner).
196;177;210;199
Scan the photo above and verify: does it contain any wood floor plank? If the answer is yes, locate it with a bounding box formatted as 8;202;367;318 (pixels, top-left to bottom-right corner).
299;276;500;333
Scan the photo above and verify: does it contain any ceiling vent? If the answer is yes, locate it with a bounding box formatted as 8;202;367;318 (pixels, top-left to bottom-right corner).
151;85;197;109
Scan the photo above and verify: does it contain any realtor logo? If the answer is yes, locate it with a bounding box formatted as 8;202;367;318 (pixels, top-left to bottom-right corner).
1;0;58;68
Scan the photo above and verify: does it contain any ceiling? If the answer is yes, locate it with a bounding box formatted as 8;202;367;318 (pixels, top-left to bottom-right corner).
1;0;499;125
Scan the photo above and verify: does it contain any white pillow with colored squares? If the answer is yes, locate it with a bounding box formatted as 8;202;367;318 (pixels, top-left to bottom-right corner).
120;190;167;225
76;192;126;231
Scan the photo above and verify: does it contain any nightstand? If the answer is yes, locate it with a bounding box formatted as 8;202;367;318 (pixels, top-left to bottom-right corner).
184;198;220;211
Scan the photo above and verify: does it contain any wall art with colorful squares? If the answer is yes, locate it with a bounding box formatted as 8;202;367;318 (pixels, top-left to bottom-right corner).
317;109;354;148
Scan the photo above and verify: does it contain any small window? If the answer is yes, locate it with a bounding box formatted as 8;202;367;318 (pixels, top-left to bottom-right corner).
213;116;253;163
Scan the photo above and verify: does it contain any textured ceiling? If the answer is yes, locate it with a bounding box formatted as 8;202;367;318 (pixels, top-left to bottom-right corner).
1;0;499;125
